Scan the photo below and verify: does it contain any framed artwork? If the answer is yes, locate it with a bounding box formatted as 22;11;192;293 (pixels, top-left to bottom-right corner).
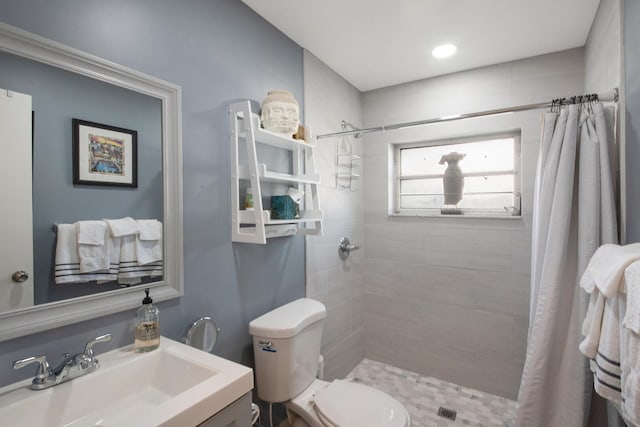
72;119;138;187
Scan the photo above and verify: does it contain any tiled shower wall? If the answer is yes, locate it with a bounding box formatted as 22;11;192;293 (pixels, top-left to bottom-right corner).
361;48;585;399
303;51;365;380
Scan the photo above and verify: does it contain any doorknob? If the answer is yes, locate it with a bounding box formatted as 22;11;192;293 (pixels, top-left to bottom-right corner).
11;270;29;283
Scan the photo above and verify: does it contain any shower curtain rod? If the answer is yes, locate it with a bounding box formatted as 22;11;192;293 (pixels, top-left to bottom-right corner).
316;88;619;139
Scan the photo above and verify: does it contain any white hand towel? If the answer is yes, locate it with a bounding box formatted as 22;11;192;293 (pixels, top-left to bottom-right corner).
118;235;142;285
580;243;640;297
55;224;117;284
137;219;162;240
76;220;110;273
624;262;640;334
104;217;139;237
118;234;162;285
77;220;106;245
136;220;163;265
97;234;121;284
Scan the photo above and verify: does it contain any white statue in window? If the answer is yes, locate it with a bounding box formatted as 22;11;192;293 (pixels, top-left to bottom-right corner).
260;90;299;136
439;152;466;206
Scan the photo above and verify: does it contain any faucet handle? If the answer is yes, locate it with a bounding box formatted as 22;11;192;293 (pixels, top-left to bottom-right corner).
83;333;112;359
13;355;54;384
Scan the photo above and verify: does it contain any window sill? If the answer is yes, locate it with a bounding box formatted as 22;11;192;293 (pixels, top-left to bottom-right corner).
389;212;522;220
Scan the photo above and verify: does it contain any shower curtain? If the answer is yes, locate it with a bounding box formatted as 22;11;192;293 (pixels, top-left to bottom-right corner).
515;102;618;427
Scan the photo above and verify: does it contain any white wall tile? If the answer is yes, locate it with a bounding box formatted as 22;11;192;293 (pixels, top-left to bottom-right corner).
304;50;365;380
361;48;585;398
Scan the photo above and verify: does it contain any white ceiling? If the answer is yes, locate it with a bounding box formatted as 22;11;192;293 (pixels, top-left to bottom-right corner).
241;0;601;92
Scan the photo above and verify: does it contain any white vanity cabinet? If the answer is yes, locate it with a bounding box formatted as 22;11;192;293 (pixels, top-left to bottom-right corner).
229;101;323;244
198;392;252;427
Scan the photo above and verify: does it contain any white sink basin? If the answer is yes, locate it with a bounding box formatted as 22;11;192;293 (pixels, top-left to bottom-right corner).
0;336;253;426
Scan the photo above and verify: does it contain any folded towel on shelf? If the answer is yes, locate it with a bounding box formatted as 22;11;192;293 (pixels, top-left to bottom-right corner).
76;220;110;273
54;224;117;284
580;243;640;297
104;217;139;237
136;220;163;265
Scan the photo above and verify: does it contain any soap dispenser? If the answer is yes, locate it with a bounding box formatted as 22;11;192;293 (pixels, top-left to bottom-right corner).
134;288;160;352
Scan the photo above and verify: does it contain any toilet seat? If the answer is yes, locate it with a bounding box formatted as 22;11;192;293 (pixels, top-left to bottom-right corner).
312;380;410;427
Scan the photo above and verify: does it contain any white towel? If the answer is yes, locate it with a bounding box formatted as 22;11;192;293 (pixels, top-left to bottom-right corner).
136;220;163;265
77;220;106;245
117;234;162;285
76;220;110;273
580;243;640;297
624;262;640;334
580;290;605;358
118;235;142;285
590;295;623;405
622;320;640;425
104;217;139;237
137;219;162;240
54;224;117;284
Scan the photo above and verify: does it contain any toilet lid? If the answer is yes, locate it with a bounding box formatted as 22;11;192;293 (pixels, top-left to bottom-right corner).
313;380;408;427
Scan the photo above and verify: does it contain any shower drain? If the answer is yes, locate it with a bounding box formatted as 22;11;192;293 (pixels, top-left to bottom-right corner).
437;406;457;421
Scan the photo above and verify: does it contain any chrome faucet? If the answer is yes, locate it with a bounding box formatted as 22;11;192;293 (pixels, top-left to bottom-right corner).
13;334;112;390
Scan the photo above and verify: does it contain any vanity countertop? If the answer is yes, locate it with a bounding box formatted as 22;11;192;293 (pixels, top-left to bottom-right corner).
0;336;253;427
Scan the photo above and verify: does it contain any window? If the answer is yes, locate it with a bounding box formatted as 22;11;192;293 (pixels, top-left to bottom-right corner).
391;132;521;217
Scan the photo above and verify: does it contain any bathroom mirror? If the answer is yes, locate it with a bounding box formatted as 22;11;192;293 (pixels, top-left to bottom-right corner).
0;22;183;342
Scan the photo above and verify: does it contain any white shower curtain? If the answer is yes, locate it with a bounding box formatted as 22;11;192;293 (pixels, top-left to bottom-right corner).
516;103;617;427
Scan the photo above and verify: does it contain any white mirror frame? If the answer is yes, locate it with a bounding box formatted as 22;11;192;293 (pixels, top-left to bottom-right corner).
0;21;183;342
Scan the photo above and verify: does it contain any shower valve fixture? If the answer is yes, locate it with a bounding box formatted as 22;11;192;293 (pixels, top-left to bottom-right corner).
338;237;360;260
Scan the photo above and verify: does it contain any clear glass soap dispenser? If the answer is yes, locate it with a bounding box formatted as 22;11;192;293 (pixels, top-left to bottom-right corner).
134;288;160;352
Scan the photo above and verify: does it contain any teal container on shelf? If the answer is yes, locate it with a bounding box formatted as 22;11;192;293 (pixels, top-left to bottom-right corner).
271;196;300;220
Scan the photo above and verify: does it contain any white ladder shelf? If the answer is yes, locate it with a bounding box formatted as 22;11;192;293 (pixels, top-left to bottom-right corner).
229;100;323;244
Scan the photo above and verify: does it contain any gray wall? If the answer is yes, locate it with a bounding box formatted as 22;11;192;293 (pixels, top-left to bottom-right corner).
0;0;305;387
584;0;622;95
626;0;640;243
0;50;163;304
584;1;626;425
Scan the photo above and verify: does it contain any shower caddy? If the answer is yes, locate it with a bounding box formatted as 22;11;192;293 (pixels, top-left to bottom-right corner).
229;100;323;244
335;130;360;191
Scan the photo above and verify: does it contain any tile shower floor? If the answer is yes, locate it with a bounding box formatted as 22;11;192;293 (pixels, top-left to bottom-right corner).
346;359;517;427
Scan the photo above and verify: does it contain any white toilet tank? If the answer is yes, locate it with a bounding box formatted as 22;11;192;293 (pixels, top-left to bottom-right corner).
249;298;326;403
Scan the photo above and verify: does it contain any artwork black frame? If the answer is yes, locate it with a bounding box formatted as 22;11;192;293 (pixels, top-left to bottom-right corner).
72;118;138;188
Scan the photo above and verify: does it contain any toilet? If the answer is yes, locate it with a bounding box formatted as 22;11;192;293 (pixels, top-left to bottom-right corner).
249;298;410;427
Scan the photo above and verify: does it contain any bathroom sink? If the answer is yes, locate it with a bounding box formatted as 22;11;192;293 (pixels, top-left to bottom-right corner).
0;336;253;426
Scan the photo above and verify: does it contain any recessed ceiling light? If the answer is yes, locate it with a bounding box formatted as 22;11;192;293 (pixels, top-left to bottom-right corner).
432;44;457;59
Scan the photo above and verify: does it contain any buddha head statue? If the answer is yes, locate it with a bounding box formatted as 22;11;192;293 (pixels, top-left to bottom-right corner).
260;90;300;136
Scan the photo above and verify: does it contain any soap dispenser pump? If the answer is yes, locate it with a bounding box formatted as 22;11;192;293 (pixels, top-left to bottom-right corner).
134;288;160;352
